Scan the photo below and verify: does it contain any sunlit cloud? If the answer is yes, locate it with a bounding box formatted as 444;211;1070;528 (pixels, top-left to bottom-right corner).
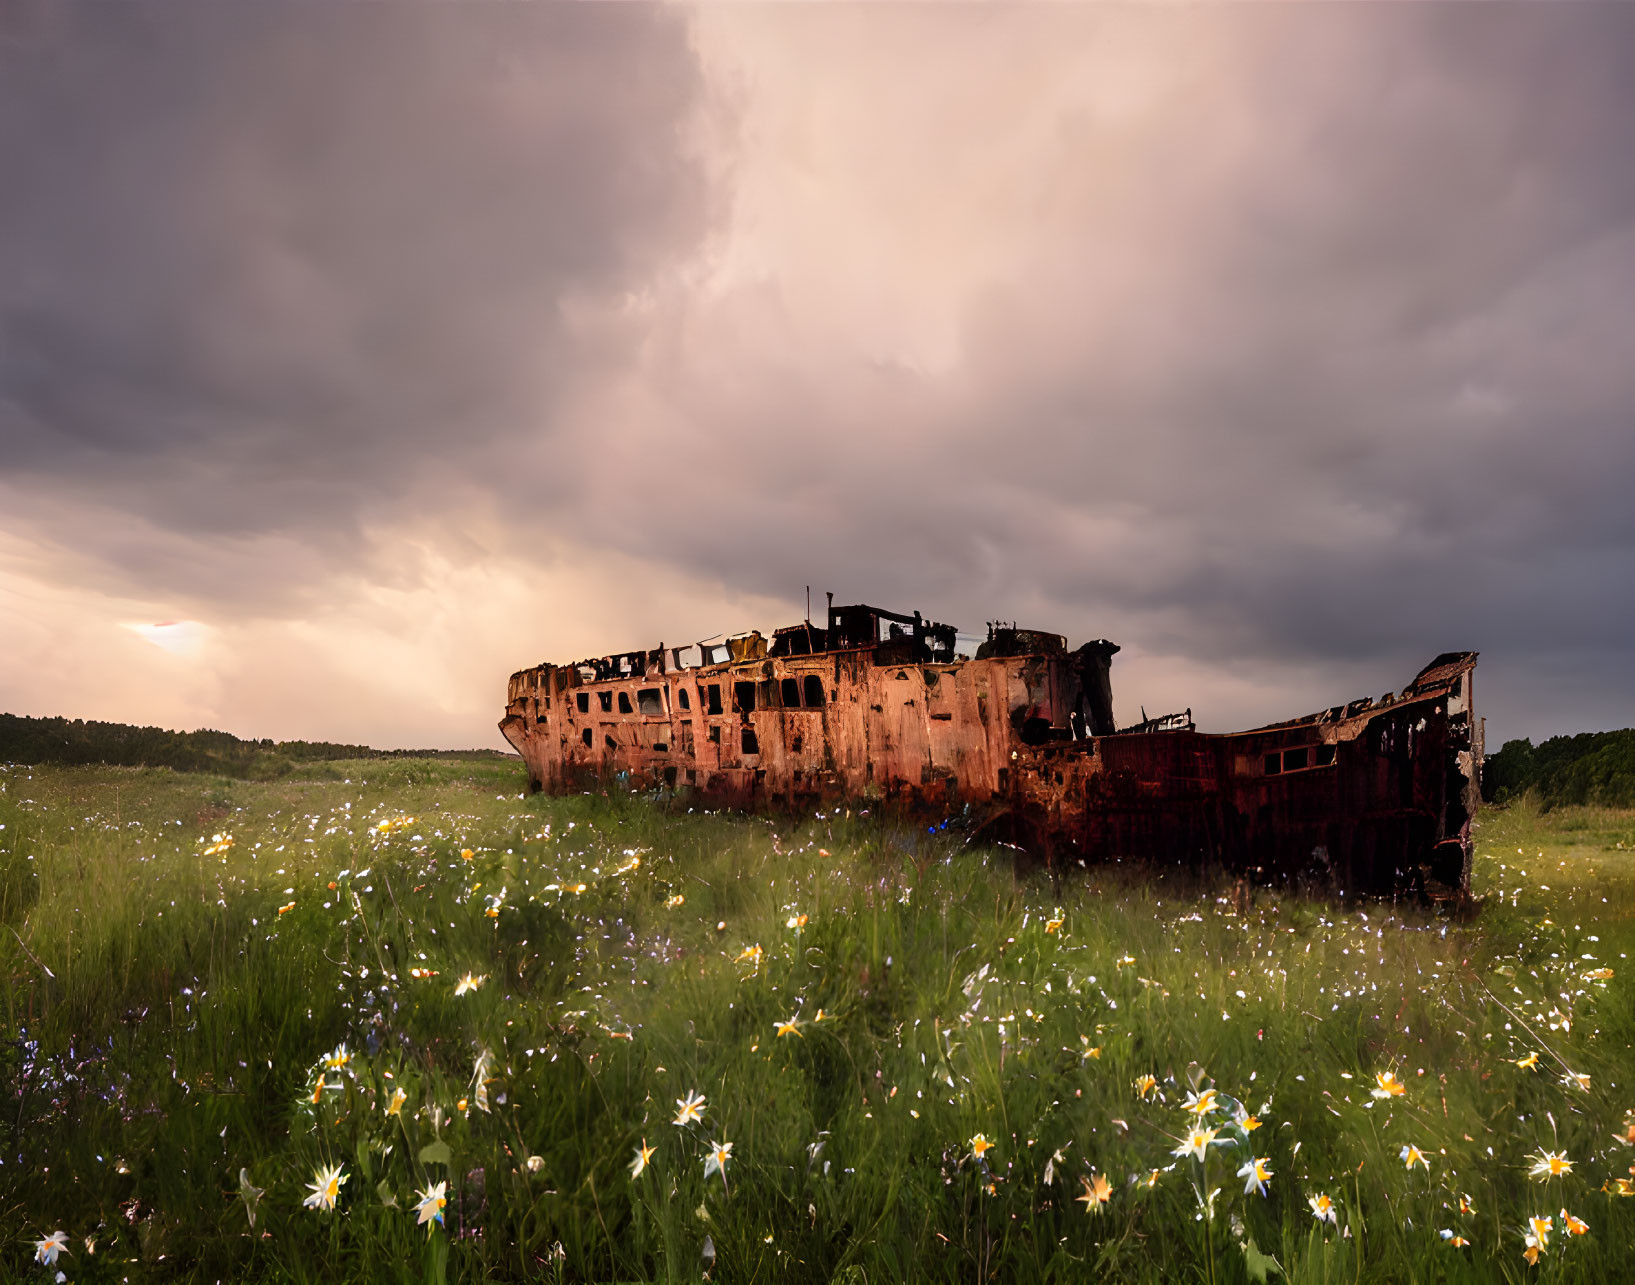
123;620;211;658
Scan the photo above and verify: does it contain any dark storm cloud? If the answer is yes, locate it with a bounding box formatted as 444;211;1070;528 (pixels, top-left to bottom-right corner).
3;2;1634;744
0;0;709;552
551;3;1635;739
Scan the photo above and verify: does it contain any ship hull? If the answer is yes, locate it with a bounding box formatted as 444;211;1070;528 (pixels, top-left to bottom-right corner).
502;616;1477;898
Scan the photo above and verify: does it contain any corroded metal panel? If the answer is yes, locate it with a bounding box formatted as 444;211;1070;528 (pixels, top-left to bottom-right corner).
502;605;1477;898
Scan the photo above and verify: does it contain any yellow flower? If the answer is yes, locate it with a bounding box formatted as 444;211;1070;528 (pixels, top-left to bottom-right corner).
1440;1230;1469;1247
1080;1037;1101;1060
1372;1070;1406;1099
1513;1051;1540;1071
703;1139;733;1185
629;1139;656;1179
970;1133;994;1160
323;1043;351;1070
1561;1209;1588;1236
1238;1156;1273;1196
1459;1193;1476;1215
386;1087;407;1116
673;1090;707;1126
454;972;486;996
1528;1150;1572;1180
1173;1127;1219;1162
309;1079;326;1105
786;913;808;930
1076;1172;1112;1213
775;1016;802;1039
1583;967;1614;981
302;1163;348;1212
1309;1193;1337;1225
1524;1213;1552;1260
1134;1074;1158;1100
1561;1070;1592;1092
1117;954;1137;968
1234;1106;1262;1133
33;1232;68;1266
460;848;475;861
456;1097;468;1113
277;902;296;916
664;894;685;909
1182;1087;1218;1116
1400;1143;1429;1170
413;1181;446;1231
1044;916;1064;935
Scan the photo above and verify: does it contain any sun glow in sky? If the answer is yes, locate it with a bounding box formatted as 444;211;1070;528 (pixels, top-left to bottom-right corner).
2;2;1633;748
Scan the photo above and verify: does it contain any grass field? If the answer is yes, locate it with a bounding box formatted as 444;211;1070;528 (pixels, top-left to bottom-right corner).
2;759;1633;1283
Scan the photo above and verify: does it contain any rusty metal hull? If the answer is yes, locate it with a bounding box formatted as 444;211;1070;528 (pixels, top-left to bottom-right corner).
501;607;1478;897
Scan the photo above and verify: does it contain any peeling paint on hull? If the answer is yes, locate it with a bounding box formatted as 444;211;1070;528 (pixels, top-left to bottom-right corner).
502;605;1479;898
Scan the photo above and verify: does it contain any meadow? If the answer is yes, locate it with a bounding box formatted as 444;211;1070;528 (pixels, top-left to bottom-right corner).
1;758;1632;1283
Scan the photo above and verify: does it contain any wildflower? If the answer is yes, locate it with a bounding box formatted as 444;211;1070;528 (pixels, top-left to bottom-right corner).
563;882;587;895
703;1139;733;1185
1076;1172;1112;1213
454;972;486;996
460;848;475;860
410;967;439;978
1528;1150;1572;1180
1583;967;1614;981
1400;1143;1429;1170
1080;1037;1101;1060
1459;1193;1476;1215
309;1079;327;1105
413;1181;446;1231
1523;1213;1552;1263
303;1163;348;1212
278;902;296;916
34;1232;68;1266
1440;1230;1470;1247
1561;1209;1588;1236
775;1016;802;1039
1372;1070;1406;1099
1182;1087;1218;1116
674;1090;707;1126
1547;1007;1571;1033
526;1155;545;1172
1309;1193;1338;1225
1134;1074;1158;1100
1173;1126;1219;1162
1561;1071;1592;1092
736;944;763;972
203;832;234;856
323;1043;351;1070
1233;1104;1261;1133
386;1087;407;1116
1117;954;1136;968
1044;915;1064;934
456;1097;468;1113
664;894;685;909
629;1140;656;1179
786;913;808;930
1606;1177;1635;1197
970;1133;994;1160
1238;1156;1273;1197
1513;1051;1540;1071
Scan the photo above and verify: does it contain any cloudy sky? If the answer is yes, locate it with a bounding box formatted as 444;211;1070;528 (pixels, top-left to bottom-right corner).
2;1;1632;751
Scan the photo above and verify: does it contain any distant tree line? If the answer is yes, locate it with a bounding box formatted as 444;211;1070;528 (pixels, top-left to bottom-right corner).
1484;728;1635;809
0;713;508;779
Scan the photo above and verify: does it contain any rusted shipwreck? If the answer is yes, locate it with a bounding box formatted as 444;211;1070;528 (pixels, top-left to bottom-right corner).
501;603;1480;897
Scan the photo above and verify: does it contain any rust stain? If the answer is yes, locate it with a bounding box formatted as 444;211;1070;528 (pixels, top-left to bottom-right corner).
501;602;1479;898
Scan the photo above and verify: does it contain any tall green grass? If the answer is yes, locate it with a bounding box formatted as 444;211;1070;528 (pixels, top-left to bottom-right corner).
2;763;1632;1282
